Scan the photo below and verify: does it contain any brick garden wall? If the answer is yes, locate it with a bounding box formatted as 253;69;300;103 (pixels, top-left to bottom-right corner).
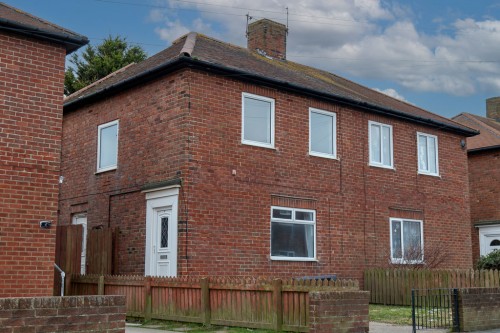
309;290;369;333
0;31;66;296
459;288;500;332
468;150;500;262
0;295;125;332
59;68;473;280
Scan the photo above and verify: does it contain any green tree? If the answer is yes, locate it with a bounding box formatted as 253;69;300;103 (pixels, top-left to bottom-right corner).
65;35;147;95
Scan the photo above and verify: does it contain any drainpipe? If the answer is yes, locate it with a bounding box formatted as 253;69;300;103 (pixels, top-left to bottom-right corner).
54;263;65;296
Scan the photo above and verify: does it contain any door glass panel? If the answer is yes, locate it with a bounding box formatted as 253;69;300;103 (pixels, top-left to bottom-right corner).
490;239;500;246
160;217;168;248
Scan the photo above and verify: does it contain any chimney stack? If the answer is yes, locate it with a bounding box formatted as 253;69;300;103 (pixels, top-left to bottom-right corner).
247;19;287;60
486;97;500;121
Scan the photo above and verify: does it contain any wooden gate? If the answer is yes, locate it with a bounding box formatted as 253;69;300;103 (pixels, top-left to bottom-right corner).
54;225;82;295
86;227;115;275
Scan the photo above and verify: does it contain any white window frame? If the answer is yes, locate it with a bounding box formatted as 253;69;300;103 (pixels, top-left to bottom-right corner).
417;132;439;176
270;206;316;261
309;108;337;159
369;121;394;169
389;218;424;264
241;92;275;149
97;120;119;173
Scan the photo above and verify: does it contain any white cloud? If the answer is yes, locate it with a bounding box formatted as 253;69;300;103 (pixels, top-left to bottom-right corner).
148;1;500;97
373;88;407;102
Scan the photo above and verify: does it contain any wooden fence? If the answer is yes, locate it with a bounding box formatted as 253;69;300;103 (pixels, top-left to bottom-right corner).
364;268;500;306
69;275;359;332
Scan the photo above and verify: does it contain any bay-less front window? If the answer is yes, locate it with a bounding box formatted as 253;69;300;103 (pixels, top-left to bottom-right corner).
242;93;275;148
271;207;316;260
417;132;439;176
390;218;423;263
369;121;393;168
97;120;119;172
309;108;337;159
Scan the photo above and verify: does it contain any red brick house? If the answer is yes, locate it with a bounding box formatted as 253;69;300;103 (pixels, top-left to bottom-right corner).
0;3;87;296
60;19;477;280
453;99;500;263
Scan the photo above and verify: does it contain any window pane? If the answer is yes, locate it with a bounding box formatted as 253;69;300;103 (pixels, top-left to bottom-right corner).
295;210;313;221
428;137;437;174
391;220;402;259
418;135;428;171
244;97;271;143
370;124;381;163
272;209;292;219
160;217;169;248
311;112;333;155
382;126;391;165
271;222;314;258
403;221;422;261
99;124;118;169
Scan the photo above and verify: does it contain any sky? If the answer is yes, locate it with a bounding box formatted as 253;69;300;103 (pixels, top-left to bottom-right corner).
6;0;500;119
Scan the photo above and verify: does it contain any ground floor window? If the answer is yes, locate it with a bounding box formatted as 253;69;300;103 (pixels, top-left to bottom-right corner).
271;206;316;261
390;218;423;264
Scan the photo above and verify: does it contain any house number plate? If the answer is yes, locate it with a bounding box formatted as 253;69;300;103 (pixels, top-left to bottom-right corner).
160;255;168;260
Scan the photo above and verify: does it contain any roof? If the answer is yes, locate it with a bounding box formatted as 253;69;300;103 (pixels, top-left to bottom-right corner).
0;2;88;53
452;113;500;151
64;32;476;136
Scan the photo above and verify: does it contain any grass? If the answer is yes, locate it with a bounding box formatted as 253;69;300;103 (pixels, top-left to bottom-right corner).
369;304;413;325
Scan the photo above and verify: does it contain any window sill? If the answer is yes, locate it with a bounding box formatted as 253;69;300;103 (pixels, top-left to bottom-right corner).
391;259;424;265
309;152;338;160
369;162;394;170
95;166;117;174
270;257;317;262
241;140;275;149
418;171;440;178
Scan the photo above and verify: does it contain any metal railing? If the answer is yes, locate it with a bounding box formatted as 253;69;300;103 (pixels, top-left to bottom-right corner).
54;263;65;296
412;288;459;332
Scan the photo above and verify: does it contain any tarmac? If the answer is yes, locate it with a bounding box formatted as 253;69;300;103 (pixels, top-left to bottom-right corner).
125;322;500;333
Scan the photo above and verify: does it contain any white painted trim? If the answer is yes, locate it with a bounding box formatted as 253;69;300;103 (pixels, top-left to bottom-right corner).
145;187;179;277
142;185;181;196
389;217;424;264
241;92;275;149
96;120;119;173
417;132;440;177
270;206;316;261
309;108;337;159
368;120;394;169
478;224;500;256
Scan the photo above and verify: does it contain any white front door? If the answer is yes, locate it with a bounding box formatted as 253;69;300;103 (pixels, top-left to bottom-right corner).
145;187;179;277
72;213;87;275
479;225;500;256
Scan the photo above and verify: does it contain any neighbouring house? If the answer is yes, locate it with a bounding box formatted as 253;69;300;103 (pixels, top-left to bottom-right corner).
453;99;500;263
0;3;88;296
60;19;477;281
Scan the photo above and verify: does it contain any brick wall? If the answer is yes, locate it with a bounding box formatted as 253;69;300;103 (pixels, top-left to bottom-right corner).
0;295;125;332
468;150;500;262
309;290;369;333
0;31;66;296
60;68;473;280
458;288;500;332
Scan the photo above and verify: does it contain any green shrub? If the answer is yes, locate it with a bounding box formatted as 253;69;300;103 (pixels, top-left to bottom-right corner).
476;250;500;270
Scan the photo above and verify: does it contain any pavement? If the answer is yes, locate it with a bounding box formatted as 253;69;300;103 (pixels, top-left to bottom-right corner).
126;322;500;333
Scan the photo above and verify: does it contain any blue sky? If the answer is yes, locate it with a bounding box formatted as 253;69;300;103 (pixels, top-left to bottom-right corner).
7;0;500;119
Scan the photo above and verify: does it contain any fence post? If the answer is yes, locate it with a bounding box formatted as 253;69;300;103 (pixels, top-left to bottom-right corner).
273;279;283;332
452;288;460;332
411;289;416;333
201;278;211;326
145;277;152;321
98;275;105;295
64;274;72;296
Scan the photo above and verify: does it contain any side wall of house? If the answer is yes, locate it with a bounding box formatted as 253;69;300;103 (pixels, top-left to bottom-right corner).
59;70;191;275
182;71;472;279
60;68;472;280
0;32;66;296
468;149;500;262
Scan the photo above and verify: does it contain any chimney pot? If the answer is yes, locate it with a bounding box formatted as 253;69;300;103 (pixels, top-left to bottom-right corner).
247;19;287;60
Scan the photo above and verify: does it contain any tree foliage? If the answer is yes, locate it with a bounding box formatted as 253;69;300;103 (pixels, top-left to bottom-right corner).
477;250;500;270
64;35;147;95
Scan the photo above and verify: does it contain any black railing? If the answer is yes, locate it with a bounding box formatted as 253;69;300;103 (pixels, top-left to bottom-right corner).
412;288;459;332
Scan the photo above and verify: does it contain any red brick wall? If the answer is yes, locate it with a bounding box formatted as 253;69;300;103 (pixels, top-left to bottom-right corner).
468;149;500;262
0;295;125;332
309;290;369;333
458;288;500;332
0;32;66;296
60;68;473;280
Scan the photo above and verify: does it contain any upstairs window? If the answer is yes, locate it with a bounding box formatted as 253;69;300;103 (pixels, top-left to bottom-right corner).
242;93;275;148
417;132;439;176
369;121;393;168
309;108;336;159
390;218;424;264
271;207;316;261
97;120;119;172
